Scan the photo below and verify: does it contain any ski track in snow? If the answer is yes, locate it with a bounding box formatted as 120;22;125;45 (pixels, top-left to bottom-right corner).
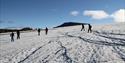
0;25;125;63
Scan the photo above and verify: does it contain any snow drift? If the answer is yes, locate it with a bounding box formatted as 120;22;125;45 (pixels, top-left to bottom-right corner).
0;23;125;63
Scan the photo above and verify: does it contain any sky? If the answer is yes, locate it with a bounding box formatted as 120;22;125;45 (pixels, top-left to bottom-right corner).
0;0;125;28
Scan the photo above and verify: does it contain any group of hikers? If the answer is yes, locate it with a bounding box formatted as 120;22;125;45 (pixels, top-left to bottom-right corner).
81;24;92;33
38;27;48;36
10;27;48;42
10;24;92;42
10;30;20;42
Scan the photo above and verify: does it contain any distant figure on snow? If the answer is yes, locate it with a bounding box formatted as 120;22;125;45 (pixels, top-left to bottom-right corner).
10;32;14;42
45;27;48;35
38;28;41;36
81;24;85;31
88;24;92;33
16;30;20;39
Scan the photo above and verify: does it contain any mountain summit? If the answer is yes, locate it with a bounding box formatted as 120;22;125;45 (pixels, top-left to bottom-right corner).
54;22;89;28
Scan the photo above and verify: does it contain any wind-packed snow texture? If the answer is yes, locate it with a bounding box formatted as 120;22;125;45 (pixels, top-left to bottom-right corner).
0;24;125;63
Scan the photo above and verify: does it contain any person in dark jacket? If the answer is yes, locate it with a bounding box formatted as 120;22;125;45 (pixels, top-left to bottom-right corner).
38;28;41;36
45;27;48;35
88;24;92;33
81;24;85;31
16;30;20;39
10;32;14;42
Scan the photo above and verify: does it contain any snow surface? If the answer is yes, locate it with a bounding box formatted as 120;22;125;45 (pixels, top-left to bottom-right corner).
0;24;125;63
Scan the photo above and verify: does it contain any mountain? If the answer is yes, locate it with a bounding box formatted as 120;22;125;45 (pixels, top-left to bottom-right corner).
0;27;33;33
54;22;89;28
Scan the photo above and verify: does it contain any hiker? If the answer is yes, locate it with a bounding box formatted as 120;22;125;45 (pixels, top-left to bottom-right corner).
10;32;14;42
45;27;48;35
88;24;92;33
38;28;41;36
16;30;20;39
81;24;85;31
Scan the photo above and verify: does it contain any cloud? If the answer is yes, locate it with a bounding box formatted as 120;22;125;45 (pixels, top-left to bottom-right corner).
83;9;125;23
83;10;109;19
70;11;79;16
111;9;125;22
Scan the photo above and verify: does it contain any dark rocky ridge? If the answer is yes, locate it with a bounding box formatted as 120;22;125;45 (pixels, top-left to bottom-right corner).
0;27;33;33
54;22;89;28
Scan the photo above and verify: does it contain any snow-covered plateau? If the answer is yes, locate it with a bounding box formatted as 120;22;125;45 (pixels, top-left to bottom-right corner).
0;23;125;63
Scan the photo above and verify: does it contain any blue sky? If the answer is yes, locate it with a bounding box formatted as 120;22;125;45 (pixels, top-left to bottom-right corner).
0;0;125;28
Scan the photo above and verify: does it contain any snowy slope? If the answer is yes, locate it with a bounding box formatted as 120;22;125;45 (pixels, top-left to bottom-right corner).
0;23;125;63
